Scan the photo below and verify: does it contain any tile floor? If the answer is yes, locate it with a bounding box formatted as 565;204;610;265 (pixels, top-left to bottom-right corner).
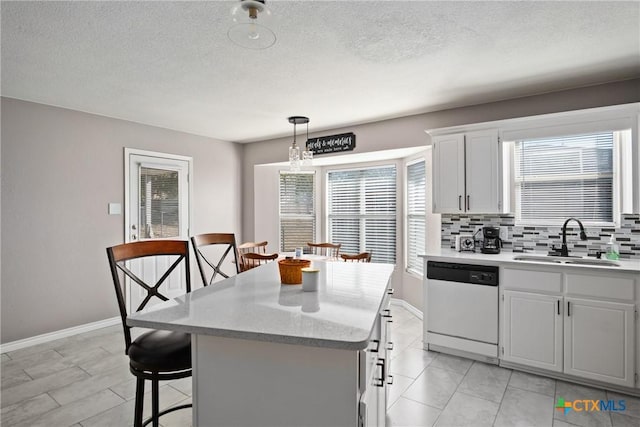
1;306;639;426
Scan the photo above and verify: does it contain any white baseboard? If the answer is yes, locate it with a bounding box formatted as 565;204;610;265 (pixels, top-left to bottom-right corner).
391;298;423;320
1;316;121;354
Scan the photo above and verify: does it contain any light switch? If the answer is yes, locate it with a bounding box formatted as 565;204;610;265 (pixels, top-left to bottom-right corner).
108;203;122;215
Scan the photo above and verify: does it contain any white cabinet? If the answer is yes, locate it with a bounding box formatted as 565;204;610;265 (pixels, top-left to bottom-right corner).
503;290;563;372
501;267;638;390
432;129;502;213
564;298;635;388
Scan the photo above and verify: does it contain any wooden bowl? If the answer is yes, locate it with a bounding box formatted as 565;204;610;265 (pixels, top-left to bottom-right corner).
278;259;311;285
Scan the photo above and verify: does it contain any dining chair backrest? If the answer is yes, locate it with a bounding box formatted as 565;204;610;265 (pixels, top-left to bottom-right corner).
307;242;341;259
106;240;191;352
340;252;372;263
237;241;268;271
191;233;240;287
240;252;279;271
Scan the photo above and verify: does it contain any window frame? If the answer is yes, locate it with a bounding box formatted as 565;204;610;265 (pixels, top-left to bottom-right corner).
506;129;630;227
278;170;316;252
405;158;426;277
325;163;398;264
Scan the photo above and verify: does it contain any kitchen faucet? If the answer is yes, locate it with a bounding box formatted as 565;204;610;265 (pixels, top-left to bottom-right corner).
551;217;588;257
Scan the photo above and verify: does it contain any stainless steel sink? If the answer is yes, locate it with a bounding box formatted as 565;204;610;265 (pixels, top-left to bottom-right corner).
512;255;620;267
564;259;620;267
512;255;563;263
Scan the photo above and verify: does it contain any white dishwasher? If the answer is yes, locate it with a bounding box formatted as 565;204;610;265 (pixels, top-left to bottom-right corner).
426;261;499;360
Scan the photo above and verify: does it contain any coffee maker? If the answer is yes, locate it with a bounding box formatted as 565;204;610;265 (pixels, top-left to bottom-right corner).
480;226;502;254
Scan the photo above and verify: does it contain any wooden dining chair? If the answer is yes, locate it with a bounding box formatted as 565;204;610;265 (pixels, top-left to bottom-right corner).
237;241;268;271
307;242;341;259
106;240;192;427
240;252;279;271
340;252;372;263
191;233;240;287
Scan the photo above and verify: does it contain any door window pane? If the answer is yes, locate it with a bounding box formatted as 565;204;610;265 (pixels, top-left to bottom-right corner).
139;167;180;239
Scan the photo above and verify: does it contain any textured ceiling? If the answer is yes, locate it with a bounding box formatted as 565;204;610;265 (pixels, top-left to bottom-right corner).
2;1;639;143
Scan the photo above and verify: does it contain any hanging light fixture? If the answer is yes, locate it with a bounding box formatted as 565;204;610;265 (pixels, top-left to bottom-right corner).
288;116;312;171
228;0;276;50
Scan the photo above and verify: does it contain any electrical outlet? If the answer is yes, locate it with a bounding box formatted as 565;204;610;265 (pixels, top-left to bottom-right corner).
499;226;508;241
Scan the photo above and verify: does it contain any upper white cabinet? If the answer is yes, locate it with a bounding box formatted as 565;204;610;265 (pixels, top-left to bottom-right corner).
432;129;502;214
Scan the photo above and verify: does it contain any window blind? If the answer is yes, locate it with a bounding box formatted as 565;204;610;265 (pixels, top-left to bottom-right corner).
279;172;315;252
139;167;180;239
514;132;614;224
406;160;426;275
328;166;396;264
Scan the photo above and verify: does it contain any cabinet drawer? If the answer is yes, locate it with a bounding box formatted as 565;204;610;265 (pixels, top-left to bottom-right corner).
565;273;635;301
503;268;562;293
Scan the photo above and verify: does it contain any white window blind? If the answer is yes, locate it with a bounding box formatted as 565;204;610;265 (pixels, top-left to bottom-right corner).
406;160;426;275
328;165;396;264
514;131;614;224
279;172;315;252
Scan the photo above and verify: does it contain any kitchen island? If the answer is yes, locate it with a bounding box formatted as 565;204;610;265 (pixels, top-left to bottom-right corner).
128;259;395;427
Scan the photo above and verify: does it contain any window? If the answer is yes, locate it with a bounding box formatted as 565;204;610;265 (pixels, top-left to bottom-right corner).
279;172;315;252
327;165;396;264
406;160;426;275
514;130;627;225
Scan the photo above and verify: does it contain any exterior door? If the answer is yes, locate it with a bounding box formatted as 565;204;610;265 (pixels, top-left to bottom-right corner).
125;149;192;313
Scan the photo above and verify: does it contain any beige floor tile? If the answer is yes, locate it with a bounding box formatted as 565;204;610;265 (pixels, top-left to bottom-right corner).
1;367;90;408
24;347;111;380
49;366;133;406
77;352;128;376
402;366;465;409
168;377;192;397
607;391;640;419
1;369;33;390
0;393;60;425
1;353;11;362
158;397;193;427
387;373;415;409
434;391;500;427
457;362;512;403
387;397;441;427
14;389;124;427
554;381;611;427
494;386;554;427
611;412;640;427
390;347;437;379
2;349;63;375
509;370;557;397
429;352;473;375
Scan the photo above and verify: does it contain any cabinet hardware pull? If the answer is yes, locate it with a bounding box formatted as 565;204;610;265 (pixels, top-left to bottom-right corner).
467;195;470;210
557;300;560;315
567;301;571;317
387;288;395;295
369;339;380;353
382;309;392;319
387;375;394;385
458;195;462;210
386;342;394;351
374;358;385;387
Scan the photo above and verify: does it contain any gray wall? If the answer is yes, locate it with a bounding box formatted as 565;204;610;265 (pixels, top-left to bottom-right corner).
241;79;640;309
1;98;242;343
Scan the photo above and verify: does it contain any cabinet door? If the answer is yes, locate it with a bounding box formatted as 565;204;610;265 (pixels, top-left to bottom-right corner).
465;129;501;213
432;133;465;213
564;298;635;387
502;291;563;372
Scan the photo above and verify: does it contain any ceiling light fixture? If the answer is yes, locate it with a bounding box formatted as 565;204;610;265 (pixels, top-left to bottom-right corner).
288;116;312;172
228;0;276;50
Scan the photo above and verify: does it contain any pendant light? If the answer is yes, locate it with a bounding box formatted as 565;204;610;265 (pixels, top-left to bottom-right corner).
288;116;312;172
228;0;276;50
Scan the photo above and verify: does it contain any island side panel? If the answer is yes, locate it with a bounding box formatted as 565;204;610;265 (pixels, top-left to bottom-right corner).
193;334;359;427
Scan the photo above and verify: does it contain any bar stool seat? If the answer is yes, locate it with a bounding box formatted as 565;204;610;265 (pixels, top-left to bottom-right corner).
128;330;191;373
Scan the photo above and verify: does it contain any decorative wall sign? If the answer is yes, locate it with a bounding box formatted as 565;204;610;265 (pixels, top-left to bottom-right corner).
306;132;356;155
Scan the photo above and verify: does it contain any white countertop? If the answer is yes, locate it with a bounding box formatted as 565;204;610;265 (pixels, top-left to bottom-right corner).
127;260;395;350
420;248;640;273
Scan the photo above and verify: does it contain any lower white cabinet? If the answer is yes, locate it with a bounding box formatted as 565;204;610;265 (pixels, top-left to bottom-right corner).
503;290;563;372
502;267;638;390
564;297;635;387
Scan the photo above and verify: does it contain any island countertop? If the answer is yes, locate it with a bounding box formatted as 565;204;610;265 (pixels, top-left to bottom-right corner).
127;260;395;350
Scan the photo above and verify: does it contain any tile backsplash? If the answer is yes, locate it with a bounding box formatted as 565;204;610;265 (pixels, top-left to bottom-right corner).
441;214;640;259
